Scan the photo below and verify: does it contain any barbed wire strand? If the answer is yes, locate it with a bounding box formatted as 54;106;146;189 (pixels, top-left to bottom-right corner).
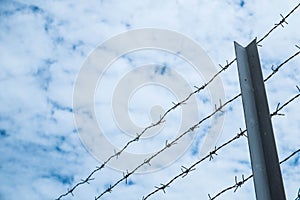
208;148;300;200
142;90;300;200
56;3;300;199
95;49;300;199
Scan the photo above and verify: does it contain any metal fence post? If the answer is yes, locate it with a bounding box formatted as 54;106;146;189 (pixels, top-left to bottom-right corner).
234;39;286;200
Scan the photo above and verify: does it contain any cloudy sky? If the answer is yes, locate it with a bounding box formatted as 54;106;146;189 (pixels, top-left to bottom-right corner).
0;0;299;200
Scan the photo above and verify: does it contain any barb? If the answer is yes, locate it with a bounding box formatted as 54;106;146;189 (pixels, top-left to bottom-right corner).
142;91;300;199
265;48;300;82
181;165;196;178
154;184;170;194
257;2;300;44
56;3;300;199
295;188;300;200
271;87;300;117
233;175;245;192
209;148;300;200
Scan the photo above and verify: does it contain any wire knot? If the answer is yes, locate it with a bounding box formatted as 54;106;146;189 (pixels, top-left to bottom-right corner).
209;147;218;161
276;14;288;27
234;175;245;192
155;183;170;193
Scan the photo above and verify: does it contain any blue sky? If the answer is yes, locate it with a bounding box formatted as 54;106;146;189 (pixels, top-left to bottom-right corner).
0;0;299;200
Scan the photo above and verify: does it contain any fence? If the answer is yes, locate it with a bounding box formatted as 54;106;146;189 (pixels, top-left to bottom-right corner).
57;3;300;200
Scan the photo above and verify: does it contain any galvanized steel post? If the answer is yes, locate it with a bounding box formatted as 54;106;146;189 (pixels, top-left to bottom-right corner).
234;39;286;200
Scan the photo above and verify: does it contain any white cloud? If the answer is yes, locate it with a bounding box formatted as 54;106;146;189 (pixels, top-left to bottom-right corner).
0;0;299;200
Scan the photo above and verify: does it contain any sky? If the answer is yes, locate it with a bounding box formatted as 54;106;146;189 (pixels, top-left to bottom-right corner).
0;0;299;200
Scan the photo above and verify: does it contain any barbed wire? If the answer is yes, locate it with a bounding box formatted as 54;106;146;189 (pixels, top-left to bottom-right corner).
56;3;300;199
63;45;300;200
57;35;239;200
142;129;247;200
208;148;300;200
95;94;240;199
142;89;300;200
94;49;300;199
56;49;235;200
